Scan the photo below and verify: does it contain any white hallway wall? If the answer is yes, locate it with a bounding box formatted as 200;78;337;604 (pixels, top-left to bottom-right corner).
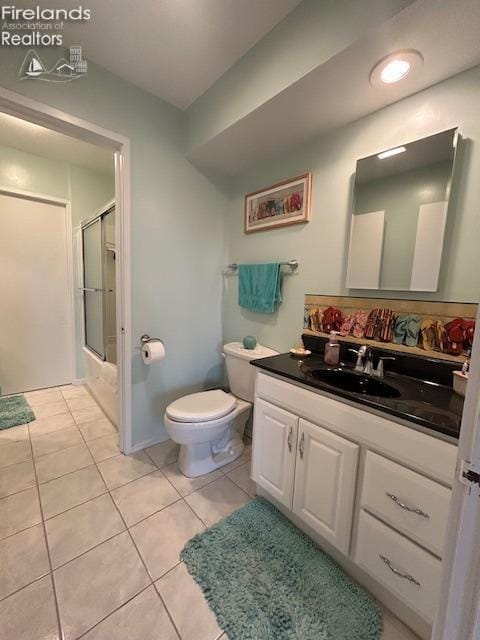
0;143;114;380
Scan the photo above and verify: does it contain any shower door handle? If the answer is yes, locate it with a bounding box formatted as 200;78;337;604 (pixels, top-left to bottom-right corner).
78;287;105;292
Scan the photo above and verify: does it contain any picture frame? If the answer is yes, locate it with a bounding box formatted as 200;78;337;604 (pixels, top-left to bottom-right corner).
244;173;312;233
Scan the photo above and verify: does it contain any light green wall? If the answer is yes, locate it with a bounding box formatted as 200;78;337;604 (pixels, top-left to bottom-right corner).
0;145;69;198
0;143;114;378
355;161;452;290
187;0;414;152
223;66;480;354
0;47;229;449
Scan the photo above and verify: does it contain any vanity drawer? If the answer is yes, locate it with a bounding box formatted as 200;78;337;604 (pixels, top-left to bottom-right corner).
355;510;442;622
361;451;451;557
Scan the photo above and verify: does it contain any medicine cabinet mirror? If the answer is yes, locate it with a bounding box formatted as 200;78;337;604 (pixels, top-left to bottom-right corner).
346;128;458;292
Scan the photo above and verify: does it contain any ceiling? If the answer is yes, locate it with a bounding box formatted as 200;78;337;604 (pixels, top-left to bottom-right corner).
23;0;302;110
187;0;480;174
0;112;114;174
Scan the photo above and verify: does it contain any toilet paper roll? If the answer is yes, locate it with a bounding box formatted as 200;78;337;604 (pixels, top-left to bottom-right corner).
142;340;165;365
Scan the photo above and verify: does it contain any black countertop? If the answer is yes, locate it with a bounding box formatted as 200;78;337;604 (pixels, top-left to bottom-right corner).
251;352;464;440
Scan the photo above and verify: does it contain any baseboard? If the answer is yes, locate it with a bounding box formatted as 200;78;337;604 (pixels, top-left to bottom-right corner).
72;378;86;386
129;434;170;454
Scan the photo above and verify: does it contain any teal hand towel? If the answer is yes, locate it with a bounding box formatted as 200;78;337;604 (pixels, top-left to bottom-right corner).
238;263;283;313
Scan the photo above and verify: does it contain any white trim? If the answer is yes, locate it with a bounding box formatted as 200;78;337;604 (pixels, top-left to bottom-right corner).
0;184;76;384
0;185;69;206
64;199;76;384
81;197;116;229
114;148;132;455
433;301;480;640
0;87;133;455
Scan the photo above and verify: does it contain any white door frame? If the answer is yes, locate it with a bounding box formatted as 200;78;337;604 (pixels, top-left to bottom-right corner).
0;86;133;455
0;185;76;386
433;302;480;640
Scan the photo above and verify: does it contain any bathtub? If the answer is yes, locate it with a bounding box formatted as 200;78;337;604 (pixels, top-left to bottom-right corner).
83;347;118;427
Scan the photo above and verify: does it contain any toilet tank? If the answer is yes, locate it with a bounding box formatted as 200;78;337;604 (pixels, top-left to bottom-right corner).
223;342;278;402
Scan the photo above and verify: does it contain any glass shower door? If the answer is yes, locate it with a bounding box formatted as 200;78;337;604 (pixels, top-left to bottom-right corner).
82;218;105;359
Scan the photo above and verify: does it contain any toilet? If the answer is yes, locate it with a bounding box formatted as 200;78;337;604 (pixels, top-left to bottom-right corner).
164;342;277;477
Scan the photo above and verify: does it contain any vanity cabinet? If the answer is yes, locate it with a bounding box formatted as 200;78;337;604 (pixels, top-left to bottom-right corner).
252;399;298;508
292;419;359;554
361;451;451;557
251;371;458;635
355;511;442;622
253;401;360;554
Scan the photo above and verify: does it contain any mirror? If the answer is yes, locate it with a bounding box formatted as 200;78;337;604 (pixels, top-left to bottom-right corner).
346;128;458;292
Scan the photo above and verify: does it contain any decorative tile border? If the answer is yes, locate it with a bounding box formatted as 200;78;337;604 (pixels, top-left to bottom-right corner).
304;294;477;363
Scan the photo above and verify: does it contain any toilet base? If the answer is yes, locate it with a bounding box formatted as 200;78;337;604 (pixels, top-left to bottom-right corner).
178;435;244;477
164;396;251;478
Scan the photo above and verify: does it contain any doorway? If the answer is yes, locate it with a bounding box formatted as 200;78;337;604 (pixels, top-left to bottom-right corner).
0;86;132;454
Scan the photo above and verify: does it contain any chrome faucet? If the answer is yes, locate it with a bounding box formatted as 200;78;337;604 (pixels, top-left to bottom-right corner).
349;346;395;378
349;346;368;372
373;356;396;379
363;348;374;376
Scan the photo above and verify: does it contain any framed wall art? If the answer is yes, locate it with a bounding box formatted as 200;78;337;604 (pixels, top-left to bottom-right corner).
244;173;312;233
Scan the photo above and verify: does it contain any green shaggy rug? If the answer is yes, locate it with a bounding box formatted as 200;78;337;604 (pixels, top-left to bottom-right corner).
0;395;35;430
181;497;382;640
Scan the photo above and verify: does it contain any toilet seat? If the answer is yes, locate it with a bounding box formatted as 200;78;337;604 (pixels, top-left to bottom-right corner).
166;389;236;423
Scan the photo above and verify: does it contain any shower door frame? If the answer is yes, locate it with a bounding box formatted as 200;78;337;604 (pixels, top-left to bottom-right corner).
0;87;133;455
81;200;116;362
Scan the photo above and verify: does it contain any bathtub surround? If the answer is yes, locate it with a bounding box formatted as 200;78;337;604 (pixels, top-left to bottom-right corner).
223;66;480;353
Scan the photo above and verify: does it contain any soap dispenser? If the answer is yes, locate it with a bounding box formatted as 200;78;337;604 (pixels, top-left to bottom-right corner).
324;331;340;366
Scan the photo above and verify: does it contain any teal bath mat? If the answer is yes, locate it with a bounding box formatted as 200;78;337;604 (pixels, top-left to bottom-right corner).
181;498;382;640
0;395;35;430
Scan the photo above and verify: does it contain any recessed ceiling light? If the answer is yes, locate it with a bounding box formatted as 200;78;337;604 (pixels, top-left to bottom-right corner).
370;50;423;87
381;59;410;83
378;146;406;160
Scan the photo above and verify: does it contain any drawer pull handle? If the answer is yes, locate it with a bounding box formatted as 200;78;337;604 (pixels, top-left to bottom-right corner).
379;554;421;587
386;492;430;519
299;432;305;459
287;427;293;452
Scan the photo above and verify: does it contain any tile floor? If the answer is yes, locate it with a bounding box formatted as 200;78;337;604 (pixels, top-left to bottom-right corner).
0;385;419;640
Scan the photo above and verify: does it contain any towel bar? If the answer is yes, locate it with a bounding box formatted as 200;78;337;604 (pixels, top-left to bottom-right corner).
227;259;298;272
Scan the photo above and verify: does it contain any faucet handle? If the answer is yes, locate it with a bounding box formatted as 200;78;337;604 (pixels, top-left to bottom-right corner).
349;346;366;371
364;351;374;376
374;356;395;378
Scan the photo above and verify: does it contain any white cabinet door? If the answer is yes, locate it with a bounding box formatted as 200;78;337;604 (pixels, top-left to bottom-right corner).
252;399;298;509
293;418;359;554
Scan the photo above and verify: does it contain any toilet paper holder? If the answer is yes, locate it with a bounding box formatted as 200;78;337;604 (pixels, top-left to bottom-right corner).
138;334;164;348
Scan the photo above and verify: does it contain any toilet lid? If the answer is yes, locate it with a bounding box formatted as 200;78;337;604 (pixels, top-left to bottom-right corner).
166;390;236;423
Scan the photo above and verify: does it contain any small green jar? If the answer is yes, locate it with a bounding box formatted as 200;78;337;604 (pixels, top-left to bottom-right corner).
242;335;257;350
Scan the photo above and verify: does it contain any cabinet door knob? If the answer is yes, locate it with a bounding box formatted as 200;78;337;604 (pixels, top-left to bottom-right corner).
386;492;430;519
287;426;293;452
299;432;305;459
379;554;421;587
